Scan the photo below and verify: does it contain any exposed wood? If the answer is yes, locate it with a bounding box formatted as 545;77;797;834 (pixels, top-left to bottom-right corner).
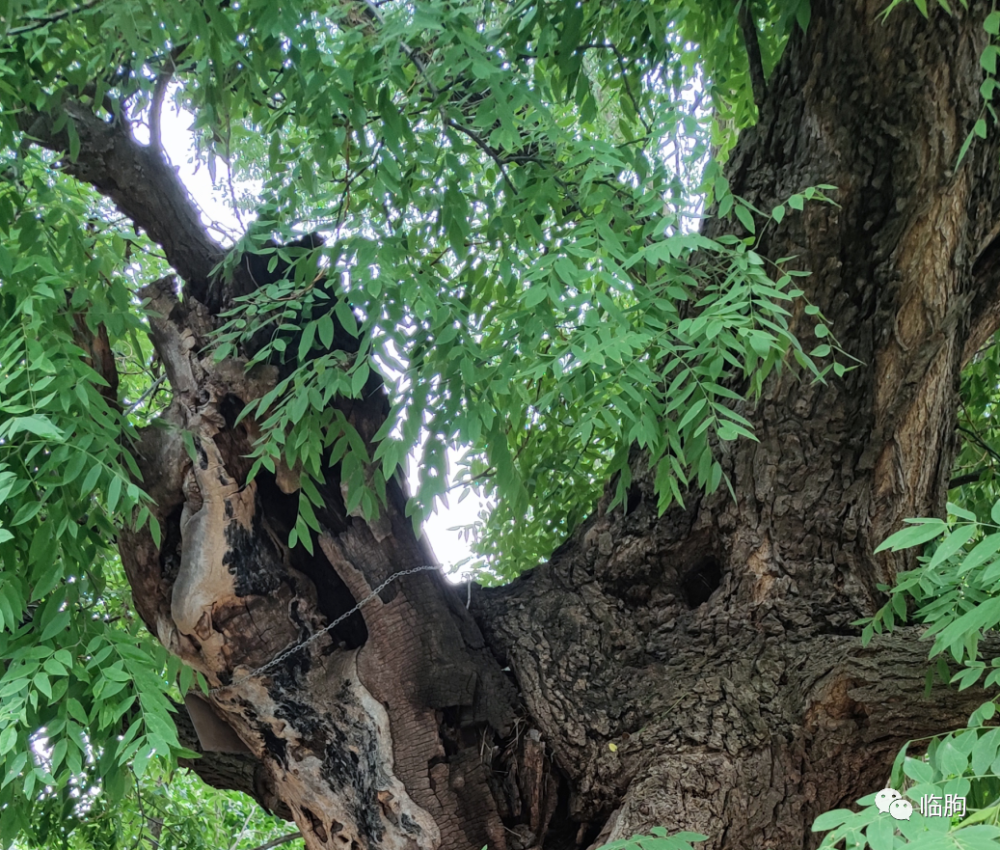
184;693;253;755
172;693;292;821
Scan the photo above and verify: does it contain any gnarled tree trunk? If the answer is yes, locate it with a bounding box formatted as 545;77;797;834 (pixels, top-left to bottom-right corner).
25;1;1000;849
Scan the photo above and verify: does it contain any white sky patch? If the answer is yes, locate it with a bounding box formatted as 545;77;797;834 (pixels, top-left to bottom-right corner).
153;103;485;579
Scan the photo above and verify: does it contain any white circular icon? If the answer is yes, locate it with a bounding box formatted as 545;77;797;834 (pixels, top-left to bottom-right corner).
889;799;913;821
875;789;901;813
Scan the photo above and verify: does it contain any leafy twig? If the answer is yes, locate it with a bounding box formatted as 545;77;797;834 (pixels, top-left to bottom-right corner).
5;0;106;36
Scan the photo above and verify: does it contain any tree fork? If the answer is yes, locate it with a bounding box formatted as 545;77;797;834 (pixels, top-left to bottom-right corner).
18;1;1000;849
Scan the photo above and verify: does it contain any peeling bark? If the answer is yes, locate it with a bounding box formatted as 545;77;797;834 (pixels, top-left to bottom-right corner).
121;276;525;850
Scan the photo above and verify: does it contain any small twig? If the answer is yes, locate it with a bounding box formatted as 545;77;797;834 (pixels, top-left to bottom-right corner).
577;42;651;134
128;374;168;412
445;466;495;492
132;772;148;850
959;424;1000;466
226;157;246;231
361;0;439;95
610;44;651;134
227;807;256;850
245;833;303;850
443;117;516;193
334;140;385;237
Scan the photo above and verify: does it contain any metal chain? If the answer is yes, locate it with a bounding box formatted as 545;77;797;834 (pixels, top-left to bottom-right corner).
210;564;440;694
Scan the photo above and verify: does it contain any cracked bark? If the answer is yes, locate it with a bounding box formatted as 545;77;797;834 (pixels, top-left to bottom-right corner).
23;1;1000;849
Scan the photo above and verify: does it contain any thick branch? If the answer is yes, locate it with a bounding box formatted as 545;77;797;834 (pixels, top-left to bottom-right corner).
957;80;1000;366
70;311;121;411
172;696;292;821
18;101;225;304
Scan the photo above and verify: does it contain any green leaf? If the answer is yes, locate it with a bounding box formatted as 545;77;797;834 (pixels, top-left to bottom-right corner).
811;809;854;832
874;520;947;553
982;45;998;76
80;463;102;497
107;475;123;515
937;737;969;776
66;698;89;726
40;609;70;641
317;314;335;349
10;501;42;527
298;320;318;361
972;728;1000;774
990;499;1000;525
959;532;1000;573
32;672;51;700
351;363;370;397
734;204;755;234
926;523;977;570
182;430;199;464
0;726;17;756
6;415;64;441
948;501;976;521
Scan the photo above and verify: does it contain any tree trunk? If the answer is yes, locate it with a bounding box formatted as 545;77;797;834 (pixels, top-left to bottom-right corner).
26;1;1000;849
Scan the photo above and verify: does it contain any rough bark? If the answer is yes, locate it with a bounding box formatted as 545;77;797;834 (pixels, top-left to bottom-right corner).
465;2;1000;846
23;1;1000;849
466;3;1000;847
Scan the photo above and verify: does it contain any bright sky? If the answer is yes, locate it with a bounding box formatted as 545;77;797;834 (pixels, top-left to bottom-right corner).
154;103;485;578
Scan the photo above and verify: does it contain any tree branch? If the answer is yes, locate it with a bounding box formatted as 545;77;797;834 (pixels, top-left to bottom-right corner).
70;312;121;411
442;117;516;192
171;696;293;821
18;100;226;305
737;0;766;111
149;54;178;153
245;833;302;850
948;468;992;488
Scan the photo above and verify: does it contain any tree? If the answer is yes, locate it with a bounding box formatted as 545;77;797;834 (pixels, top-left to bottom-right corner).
1;0;999;848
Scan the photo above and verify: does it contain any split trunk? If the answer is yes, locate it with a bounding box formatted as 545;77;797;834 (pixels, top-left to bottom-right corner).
43;2;1000;848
